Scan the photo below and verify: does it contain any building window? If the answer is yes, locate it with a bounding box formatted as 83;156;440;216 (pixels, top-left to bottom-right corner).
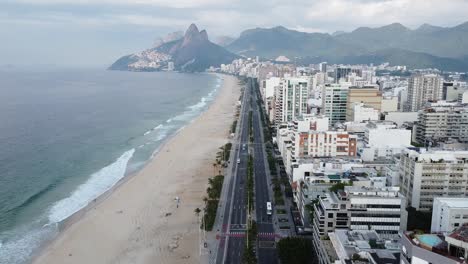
328;222;333;227
328;213;333;218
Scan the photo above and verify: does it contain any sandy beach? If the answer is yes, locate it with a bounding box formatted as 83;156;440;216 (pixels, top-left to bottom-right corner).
33;74;240;264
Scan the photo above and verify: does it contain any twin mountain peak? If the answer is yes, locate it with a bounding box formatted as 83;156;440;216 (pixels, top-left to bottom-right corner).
109;24;237;72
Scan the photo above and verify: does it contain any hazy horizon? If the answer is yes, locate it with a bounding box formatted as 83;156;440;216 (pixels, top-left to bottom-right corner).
2;0;468;66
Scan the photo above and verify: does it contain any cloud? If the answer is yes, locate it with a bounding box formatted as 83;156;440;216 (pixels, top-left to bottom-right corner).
10;0;235;8
3;0;468;34
1;0;468;66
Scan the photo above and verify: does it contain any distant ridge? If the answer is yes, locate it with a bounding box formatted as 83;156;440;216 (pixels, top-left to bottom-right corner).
226;21;468;71
109;24;238;72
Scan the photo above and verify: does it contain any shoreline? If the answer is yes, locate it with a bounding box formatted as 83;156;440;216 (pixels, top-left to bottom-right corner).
32;73;240;264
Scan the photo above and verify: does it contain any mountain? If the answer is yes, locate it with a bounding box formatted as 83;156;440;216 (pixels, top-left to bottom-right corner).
296;49;468;72
227;26;363;59
213;36;236;47
152;31;183;48
109;24;238;72
226;22;468;71
414;23;444;34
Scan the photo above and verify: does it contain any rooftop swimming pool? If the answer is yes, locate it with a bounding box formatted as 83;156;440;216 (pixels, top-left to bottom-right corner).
416;234;443;247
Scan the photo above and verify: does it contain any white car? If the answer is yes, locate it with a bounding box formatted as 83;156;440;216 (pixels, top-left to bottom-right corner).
237;158;241;164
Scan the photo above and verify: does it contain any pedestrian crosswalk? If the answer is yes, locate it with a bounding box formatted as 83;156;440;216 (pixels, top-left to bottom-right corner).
258;232;277;238
216;231;279;239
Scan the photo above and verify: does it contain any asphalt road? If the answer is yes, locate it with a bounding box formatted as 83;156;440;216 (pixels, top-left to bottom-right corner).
250;79;278;264
216;80;250;264
216;78;277;264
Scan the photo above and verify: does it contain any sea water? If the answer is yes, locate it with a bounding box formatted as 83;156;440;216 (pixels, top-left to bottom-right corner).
0;67;222;263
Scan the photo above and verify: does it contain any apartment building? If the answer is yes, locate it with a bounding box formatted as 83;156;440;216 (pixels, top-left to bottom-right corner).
415;102;468;145
278;129;358;177
274;77;310;125
312;186;407;239
292;130;357;159
405;74;443;112
359;121;412;161
322;84;350;125
345;86;382;122
399;148;468;211
431;197;468;233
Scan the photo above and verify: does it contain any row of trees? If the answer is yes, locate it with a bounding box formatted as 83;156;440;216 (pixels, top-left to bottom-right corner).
200;174;224;231
243;220;258;264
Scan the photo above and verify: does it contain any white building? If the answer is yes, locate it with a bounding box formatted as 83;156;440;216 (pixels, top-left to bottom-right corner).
381;96;399;112
431;197;468;233
314;229;401;264
293;114;329;132
414;101;468;145
312;186;407;238
359;121;412;161
263;77;281;100
274;77;310;125
350;103;379;123
382;111;419;127
399;148;468;211
405;74;443;112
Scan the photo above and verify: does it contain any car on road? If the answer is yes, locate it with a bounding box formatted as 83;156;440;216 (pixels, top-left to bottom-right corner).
237;158;240;164
242;144;246;150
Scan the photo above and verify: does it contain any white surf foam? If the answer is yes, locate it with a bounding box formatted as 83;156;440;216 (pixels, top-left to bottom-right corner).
166;118;173;123
154;124;164;130
143;130;151;136
0;223;56;264
48;149;135;223
173;86;219;122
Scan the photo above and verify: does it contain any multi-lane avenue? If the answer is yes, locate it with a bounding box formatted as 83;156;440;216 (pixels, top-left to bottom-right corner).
215;77;278;264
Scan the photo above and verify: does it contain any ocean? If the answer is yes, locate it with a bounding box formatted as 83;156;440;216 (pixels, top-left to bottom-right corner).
0;67;221;263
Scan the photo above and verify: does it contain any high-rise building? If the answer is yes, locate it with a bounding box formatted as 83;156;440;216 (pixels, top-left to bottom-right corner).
334;67;351;83
415;102;468;145
345;86;382;122
319;62;327;73
322;84;350;125
405;74;443;112
274;77;309;125
334;67;362;83
399;148;468;211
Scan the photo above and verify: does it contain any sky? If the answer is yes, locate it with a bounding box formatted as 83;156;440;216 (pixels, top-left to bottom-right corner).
1;0;468;67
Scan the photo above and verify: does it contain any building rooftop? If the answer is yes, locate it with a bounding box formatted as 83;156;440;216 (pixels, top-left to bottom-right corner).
330;230;401;264
404;148;468;162
434;197;468;209
448;224;468;243
404;231;466;263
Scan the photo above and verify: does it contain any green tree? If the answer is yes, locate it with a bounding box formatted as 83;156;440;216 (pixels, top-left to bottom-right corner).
277;237;314;264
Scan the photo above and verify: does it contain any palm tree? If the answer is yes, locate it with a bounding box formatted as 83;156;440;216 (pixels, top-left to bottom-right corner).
194;208;201;216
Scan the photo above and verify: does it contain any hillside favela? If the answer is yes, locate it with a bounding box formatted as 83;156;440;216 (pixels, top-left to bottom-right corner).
1;1;468;264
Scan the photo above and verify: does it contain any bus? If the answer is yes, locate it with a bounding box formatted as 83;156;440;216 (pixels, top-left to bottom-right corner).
266;202;272;215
